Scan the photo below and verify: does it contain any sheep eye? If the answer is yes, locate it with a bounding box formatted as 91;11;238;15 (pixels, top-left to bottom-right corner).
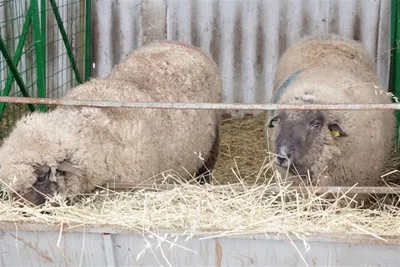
268;116;281;128
311;120;321;128
37;172;49;184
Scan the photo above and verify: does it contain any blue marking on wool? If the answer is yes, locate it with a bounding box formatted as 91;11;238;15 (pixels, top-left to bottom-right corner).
272;69;303;104
269;69;302;118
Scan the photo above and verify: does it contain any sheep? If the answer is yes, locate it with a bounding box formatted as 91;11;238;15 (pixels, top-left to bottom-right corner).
265;34;396;187
273;34;379;90
0;40;222;206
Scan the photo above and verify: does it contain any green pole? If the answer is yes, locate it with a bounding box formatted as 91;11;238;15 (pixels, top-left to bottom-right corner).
31;0;46;112
49;0;83;84
0;35;35;112
391;0;400;151
41;0;46;94
0;6;33;118
84;0;91;81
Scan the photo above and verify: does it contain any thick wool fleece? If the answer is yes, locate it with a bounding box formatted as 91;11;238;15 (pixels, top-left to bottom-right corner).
273;34;379;90
0;41;222;197
266;34;396;187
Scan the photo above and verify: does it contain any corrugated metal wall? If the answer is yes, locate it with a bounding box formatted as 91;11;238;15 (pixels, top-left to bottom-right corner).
91;0;391;116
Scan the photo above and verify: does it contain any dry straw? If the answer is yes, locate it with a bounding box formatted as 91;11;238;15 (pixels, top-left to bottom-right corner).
0;114;400;244
1;164;400;240
212;113;270;183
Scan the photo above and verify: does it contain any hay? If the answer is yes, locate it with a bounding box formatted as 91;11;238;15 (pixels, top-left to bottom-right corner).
1;168;400;241
213;112;271;184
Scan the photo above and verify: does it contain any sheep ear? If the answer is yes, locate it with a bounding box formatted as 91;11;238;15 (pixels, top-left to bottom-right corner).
57;161;82;177
39;165;51;174
328;123;347;137
268;116;281;128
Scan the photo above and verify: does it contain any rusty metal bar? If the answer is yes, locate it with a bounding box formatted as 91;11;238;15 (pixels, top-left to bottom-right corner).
100;182;400;195
2;95;400;110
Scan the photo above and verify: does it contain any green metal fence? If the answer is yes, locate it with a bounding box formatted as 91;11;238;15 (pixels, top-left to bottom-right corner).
392;0;400;151
0;0;91;139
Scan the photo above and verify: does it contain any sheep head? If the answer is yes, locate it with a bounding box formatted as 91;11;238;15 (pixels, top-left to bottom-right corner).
267;109;346;180
0;159;83;206
0;111;86;206
11;161;82;206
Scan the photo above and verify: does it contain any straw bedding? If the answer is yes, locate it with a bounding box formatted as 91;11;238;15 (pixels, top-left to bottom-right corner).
1;113;400;244
2;176;400;238
212;113;271;184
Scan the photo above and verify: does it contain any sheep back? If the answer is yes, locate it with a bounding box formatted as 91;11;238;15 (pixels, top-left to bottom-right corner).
62;40;222;182
273;34;378;91
105;39;221;103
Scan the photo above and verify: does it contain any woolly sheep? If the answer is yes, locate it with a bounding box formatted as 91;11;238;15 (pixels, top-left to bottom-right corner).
265;34;396;187
0;40;222;206
273;34;379;89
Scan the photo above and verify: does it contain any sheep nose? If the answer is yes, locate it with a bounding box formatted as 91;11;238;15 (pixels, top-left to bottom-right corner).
275;156;288;166
274;147;291;167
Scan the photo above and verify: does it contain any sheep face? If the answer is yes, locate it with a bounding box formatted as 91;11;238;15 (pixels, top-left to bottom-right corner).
267;110;347;178
0;159;83;206
11;165;60;206
0;109;88;206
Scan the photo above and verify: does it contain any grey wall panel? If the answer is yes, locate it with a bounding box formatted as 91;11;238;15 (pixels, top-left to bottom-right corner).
90;0;391;116
0;227;399;266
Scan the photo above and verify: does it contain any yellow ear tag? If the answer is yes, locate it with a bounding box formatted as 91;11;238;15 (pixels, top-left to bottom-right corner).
331;130;340;137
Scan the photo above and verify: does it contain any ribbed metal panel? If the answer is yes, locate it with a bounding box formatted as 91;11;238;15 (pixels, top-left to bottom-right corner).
0;225;399;266
91;0;391;116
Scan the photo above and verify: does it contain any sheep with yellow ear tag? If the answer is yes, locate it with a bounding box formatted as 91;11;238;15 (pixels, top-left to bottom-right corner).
265;33;395;188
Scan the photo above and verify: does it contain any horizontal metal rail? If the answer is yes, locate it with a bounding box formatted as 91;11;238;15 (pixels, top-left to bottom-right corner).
101;182;400;195
1;96;400;110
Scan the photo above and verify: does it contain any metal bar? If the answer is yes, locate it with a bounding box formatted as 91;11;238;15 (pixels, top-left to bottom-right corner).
84;0;91;81
78;0;84;77
0;37;35;111
390;0;397;93
392;0;400;150
49;0;83;84
100;182;400;195
2;96;400;110
0;7;34;118
40;0;47;99
32;0;46;112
